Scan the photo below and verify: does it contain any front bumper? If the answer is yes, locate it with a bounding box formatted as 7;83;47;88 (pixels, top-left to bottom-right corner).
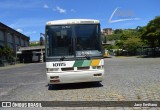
46;70;104;84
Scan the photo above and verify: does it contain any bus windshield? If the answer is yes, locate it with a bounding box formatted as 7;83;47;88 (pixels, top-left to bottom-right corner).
46;24;102;58
46;25;74;57
75;24;102;57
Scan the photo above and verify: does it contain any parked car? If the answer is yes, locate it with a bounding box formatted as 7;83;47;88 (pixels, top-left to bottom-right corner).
104;50;109;58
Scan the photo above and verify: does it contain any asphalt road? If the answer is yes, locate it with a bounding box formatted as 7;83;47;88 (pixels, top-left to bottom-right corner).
0;57;160;109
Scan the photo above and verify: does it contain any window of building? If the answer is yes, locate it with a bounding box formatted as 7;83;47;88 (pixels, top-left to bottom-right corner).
7;43;14;49
7;33;13;43
0;41;4;48
21;38;24;46
15;36;20;45
0;30;4;41
25;41;29;46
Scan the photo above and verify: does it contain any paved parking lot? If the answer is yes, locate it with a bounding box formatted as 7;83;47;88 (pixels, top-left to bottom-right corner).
0;57;160;110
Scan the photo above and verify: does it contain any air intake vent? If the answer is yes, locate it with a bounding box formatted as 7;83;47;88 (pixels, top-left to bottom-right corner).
77;66;90;70
61;67;74;71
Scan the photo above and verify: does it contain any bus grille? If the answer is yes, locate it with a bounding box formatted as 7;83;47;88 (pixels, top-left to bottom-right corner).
61;67;74;71
77;66;90;70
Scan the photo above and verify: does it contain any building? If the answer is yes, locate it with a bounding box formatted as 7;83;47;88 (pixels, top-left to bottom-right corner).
101;28;113;44
0;22;30;56
0;22;30;66
19;46;45;63
102;28;113;36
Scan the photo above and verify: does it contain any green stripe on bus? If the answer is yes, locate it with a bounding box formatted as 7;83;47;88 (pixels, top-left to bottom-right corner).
73;60;84;67
82;60;91;67
73;60;91;67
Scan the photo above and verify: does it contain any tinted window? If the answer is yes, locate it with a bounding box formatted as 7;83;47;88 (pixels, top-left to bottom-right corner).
46;24;102;57
75;24;102;56
46;25;73;56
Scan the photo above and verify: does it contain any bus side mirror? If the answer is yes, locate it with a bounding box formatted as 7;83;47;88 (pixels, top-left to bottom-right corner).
40;33;46;45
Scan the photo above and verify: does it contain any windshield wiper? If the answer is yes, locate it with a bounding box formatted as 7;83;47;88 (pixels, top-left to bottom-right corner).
85;54;92;60
60;56;65;61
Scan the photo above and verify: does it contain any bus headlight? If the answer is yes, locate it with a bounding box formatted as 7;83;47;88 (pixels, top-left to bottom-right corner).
92;66;103;69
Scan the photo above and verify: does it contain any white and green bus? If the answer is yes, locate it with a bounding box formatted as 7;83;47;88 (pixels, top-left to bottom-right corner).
45;19;104;84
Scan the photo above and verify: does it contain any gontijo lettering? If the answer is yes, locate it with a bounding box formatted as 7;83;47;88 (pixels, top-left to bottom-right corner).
53;63;66;67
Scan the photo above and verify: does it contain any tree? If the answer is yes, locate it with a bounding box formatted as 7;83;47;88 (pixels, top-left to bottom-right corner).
2;45;13;59
114;29;123;34
115;29;143;55
140;16;160;47
123;37;143;55
30;42;40;46
106;34;120;41
115;40;124;49
0;45;15;64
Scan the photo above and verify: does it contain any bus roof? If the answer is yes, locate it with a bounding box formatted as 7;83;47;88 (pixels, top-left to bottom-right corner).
46;19;100;25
